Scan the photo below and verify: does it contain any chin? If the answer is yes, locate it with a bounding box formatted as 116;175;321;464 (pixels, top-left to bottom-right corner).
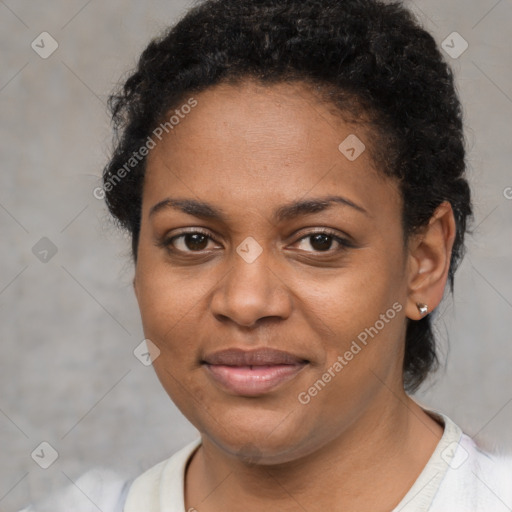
199;409;321;465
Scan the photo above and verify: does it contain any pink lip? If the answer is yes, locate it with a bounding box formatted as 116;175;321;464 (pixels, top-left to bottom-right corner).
202;348;308;396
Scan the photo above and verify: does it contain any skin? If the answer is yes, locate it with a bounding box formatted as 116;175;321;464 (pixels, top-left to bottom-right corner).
133;80;456;511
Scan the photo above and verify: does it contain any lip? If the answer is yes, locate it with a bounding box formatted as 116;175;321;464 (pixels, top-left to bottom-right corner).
202;348;308;396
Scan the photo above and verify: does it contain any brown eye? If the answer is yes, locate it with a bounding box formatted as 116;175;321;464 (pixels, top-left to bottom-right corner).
163;230;218;253
309;233;334;252
182;233;209;251
294;230;352;254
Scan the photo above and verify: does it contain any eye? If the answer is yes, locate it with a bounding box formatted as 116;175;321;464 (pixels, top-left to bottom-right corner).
162;229;219;253
293;230;353;253
159;228;353;256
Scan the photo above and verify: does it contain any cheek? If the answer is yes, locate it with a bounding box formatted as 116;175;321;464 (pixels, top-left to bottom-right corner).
134;263;211;412
295;248;408;395
293;271;406;427
134;256;204;360
297;250;405;335
135;234;214;325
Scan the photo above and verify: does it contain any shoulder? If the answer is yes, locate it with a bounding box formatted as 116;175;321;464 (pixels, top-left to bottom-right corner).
18;468;130;512
124;438;202;512
18;439;202;512
431;432;512;512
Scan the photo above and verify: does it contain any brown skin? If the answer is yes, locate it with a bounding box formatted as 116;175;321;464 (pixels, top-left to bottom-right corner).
134;80;455;511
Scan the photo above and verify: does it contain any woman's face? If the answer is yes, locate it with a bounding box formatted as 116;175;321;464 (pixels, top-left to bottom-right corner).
134;80;412;463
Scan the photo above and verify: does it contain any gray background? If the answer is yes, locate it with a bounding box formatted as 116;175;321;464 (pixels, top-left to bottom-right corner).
1;0;511;510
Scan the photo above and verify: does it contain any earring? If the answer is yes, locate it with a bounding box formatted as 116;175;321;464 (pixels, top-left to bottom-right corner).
417;303;428;316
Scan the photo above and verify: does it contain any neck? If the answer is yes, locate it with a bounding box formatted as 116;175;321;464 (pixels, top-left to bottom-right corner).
185;393;443;512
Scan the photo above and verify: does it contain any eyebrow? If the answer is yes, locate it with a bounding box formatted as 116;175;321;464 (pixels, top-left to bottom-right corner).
149;195;369;223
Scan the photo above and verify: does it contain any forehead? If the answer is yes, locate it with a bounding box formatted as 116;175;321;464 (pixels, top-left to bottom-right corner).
143;80;400;223
150;79;371;160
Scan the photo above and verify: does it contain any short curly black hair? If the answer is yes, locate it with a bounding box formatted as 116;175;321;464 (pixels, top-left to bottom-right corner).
102;0;472;393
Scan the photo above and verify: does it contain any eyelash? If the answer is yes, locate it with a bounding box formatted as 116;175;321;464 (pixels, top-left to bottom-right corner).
160;228;354;256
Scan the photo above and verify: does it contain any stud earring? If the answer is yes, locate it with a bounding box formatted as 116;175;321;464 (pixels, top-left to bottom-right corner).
417;303;428;316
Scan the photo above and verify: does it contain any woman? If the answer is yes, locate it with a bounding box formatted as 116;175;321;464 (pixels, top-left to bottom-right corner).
20;0;512;510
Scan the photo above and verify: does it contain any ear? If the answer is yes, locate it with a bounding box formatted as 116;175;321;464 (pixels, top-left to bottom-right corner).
405;202;456;320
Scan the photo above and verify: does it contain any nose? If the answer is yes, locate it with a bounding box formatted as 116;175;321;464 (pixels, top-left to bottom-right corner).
210;247;292;329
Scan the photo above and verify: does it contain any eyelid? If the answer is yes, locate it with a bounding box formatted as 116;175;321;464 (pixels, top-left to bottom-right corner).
291;227;355;247
159;227;354;254
157;228;220;250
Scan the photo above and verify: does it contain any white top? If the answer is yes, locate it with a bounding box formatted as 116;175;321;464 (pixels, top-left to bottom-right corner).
19;411;512;512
